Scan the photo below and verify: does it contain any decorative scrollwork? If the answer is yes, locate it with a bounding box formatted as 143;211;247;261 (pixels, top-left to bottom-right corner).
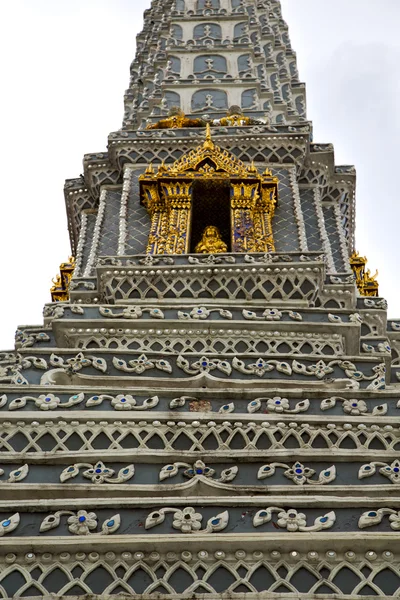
321;396;387;416
50;352;107;374
99;306;164;319
233;357;292;377
40;510;120;536
244;253;292;264
359;508;400;530
177;355;232;375
363;341;391;355
145;507;229;533
242;308;302;321
9;393;85;411
15;330;50;349
0;514;20;537
0;355;47;385
253;507;336;531
359;460;400;484
60;462;135;484
86;394;159;410
257;462;336;485
43;304;65;320
178;306;232;320
113;354;172;374
169;395;198;409
187;254;236;264
0;464;29;483
247;397;309;414
159;460;238;483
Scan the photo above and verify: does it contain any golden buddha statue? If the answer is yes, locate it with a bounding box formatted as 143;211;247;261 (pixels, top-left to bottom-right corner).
195;226;228;254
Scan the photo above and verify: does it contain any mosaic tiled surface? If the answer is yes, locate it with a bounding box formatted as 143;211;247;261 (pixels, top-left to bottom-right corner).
273;169;301;253
125;170;151;255
323;204;346;272
300;188;323;252
97;190;121;258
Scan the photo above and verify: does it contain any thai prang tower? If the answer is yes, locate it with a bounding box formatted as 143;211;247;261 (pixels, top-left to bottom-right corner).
1;0;400;598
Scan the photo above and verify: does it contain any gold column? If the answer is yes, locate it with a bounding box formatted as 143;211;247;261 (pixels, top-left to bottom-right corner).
252;184;277;252
160;182;193;254
231;183;258;252
142;184;169;254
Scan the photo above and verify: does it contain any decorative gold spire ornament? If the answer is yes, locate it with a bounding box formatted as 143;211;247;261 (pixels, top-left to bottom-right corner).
195;226;228;254
50;257;76;302
350;251;379;297
203;122;214;151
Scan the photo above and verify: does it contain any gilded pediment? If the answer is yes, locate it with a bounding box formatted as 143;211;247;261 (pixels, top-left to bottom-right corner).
141;124;259;181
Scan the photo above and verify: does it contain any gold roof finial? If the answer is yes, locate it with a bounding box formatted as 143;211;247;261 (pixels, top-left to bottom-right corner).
145;163;155;175
50;256;76;302
248;160;257;174
203;123;214;151
157;160;168;174
350;251;379;297
350;250;367;266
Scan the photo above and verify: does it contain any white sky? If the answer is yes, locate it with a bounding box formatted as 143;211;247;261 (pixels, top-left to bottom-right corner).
0;0;399;349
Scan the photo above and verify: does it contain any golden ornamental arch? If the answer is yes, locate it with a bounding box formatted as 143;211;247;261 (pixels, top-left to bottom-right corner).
139;125;279;254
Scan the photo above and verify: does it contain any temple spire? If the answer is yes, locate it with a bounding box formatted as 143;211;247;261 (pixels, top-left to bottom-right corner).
2;2;400;599
123;0;307;129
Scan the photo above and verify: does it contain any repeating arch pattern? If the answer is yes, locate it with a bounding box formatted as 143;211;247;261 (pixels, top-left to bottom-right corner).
0;555;400;597
0;420;398;455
